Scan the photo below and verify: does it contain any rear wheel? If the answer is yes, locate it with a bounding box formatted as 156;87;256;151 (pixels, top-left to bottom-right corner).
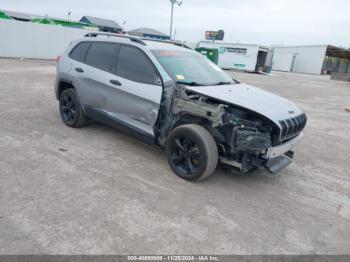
59;88;86;127
166;124;218;181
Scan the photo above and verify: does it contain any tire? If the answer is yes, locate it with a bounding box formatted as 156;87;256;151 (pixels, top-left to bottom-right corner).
166;124;218;181
59;88;86;128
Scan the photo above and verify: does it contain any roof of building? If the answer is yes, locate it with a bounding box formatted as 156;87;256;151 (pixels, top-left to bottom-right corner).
199;41;268;49
2;10;44;20
272;44;328;49
326;45;350;60
273;44;350;59
81;16;122;29
2;9;73;22
128;27;169;37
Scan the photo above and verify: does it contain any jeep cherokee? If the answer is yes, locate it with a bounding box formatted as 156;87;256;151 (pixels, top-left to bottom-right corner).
55;32;307;181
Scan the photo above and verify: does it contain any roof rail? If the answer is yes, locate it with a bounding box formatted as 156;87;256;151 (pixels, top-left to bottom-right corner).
84;32;147;46
140;38;192;50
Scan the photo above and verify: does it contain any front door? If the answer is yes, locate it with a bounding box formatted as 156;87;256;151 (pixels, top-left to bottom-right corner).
106;45;163;135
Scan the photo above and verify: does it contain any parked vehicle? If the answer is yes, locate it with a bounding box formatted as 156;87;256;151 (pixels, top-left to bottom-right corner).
55;32;307;181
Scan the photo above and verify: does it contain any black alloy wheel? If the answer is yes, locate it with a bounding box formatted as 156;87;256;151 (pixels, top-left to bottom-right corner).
170;137;202;175
60;93;77;125
166;124;218;181
59;88;86;127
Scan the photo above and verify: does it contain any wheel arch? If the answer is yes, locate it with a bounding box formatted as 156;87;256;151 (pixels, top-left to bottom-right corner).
173;113;212;129
56;80;76;100
170;113;225;152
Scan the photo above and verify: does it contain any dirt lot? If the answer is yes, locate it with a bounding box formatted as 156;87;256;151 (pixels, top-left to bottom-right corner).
0;58;349;255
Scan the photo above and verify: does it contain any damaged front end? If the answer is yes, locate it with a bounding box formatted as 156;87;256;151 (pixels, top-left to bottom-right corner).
157;83;304;174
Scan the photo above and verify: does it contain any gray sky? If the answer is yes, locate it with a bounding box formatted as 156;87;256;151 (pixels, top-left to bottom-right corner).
2;0;350;47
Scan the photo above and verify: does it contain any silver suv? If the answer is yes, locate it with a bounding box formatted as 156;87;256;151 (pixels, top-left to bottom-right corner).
55;32;307;181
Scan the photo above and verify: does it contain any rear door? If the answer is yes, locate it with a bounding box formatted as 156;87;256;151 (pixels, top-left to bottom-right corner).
71;41;119;112
107;45;163;132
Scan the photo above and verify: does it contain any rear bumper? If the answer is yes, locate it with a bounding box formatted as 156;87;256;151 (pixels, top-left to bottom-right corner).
265;133;303;159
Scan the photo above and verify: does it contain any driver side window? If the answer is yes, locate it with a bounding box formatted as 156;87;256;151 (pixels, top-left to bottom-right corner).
116;45;159;85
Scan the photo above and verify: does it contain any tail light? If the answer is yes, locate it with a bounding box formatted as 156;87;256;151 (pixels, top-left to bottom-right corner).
56;56;61;63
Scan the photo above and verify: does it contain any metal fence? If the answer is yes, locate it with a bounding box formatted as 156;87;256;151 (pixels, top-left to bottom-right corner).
0;19;91;59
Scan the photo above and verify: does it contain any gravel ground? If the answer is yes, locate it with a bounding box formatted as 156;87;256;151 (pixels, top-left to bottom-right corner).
0;58;349;255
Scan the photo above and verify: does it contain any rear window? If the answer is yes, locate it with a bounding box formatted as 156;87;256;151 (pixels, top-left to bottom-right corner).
85;42;117;72
69;42;90;62
116;45;157;85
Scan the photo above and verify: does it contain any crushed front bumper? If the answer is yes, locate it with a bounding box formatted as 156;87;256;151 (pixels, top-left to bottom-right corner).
265;133;303;159
263;133;303;173
220;132;304;174
265;156;292;173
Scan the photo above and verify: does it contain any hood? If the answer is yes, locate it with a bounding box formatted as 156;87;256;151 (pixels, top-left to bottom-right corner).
186;83;303;126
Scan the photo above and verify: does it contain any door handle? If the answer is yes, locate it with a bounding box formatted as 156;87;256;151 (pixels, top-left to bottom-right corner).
110;79;122;86
75;67;84;73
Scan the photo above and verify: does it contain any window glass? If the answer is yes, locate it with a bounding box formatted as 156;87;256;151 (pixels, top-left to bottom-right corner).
85;42;116;72
151;49;234;86
69;42;90;62
116;46;157;85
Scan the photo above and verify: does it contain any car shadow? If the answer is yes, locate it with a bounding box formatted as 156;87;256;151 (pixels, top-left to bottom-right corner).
83;120;165;155
80;120;284;187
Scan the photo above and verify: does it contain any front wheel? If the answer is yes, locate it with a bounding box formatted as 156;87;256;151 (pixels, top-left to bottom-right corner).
166;124;218;181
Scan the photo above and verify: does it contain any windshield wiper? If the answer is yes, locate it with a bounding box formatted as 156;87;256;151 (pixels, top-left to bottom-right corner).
176;81;234;86
214;81;234;86
175;81;206;86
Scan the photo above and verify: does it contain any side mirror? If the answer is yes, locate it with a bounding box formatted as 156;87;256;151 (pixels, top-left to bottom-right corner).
154;73;163;86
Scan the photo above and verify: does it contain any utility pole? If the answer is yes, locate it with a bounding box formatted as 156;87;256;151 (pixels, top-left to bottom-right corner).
169;0;182;40
68;11;71;22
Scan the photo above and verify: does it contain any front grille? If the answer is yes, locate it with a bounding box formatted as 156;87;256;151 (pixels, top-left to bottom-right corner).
279;113;307;141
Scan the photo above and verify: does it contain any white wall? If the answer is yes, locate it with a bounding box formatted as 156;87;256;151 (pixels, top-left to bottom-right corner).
272;45;328;75
0;19;91;59
272;53;294;72
199;41;259;71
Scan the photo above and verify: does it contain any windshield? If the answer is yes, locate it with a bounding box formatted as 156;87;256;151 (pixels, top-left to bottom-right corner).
151;49;235;86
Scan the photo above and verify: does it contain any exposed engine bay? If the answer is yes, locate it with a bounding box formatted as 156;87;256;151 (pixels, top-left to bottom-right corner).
156;82;306;173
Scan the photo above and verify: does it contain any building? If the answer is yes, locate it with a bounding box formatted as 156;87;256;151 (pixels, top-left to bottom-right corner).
0;18;90;60
2;10;120;32
1;9;95;30
270;45;350;75
0;10;12;20
2;10;35;21
80;16;122;33
128;28;170;40
198;41;269;72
